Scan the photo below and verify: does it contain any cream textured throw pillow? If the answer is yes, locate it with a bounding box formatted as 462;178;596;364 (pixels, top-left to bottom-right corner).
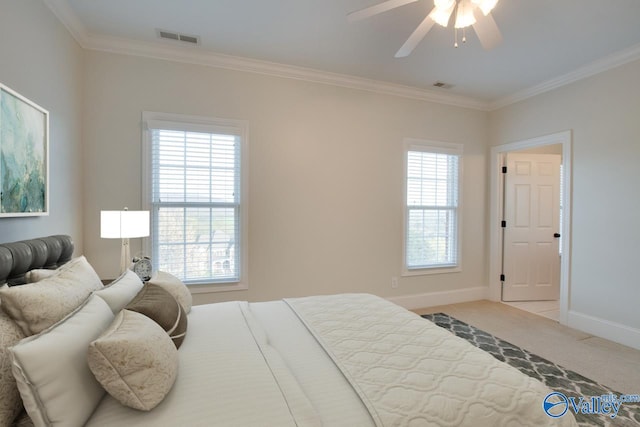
147;271;192;313
24;255;88;283
0;310;25;427
24;269;57;283
88;309;178;411
0;256;103;335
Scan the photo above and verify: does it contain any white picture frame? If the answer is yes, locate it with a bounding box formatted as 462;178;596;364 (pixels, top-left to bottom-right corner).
0;83;49;217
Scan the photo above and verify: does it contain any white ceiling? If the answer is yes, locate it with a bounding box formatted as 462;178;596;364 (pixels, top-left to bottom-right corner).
47;0;640;109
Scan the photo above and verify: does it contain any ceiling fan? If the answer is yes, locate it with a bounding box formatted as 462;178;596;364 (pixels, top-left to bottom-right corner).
348;0;503;57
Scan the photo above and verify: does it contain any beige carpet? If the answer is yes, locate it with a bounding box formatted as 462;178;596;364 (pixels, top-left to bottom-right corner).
414;300;640;395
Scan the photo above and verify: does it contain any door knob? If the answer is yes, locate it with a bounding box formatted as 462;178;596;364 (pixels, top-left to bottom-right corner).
553;233;561;238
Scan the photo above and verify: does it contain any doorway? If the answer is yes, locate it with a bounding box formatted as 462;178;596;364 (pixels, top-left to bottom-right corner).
489;131;572;325
502;151;561;302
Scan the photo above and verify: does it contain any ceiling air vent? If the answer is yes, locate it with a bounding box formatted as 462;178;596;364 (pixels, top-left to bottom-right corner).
433;81;454;89
156;29;200;45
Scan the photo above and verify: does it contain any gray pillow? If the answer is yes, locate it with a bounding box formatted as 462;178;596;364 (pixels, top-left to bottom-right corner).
126;283;188;348
147;271;192;313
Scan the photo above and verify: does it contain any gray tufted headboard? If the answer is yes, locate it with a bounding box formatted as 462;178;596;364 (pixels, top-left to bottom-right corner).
0;235;74;286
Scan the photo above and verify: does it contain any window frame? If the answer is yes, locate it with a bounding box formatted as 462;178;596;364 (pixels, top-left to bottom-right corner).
142;111;249;293
402;138;463;277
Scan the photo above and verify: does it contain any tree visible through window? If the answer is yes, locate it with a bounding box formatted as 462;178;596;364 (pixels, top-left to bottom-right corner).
405;140;461;271
144;113;247;285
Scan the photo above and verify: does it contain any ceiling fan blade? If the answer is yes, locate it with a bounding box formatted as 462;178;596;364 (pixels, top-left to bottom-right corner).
395;14;436;57
348;0;419;22
472;13;502;50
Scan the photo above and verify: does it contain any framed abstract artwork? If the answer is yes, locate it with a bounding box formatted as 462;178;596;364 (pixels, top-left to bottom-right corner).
0;83;49;217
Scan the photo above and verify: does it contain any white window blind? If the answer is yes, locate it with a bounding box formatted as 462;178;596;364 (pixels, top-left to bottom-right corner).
405;141;462;271
145;115;245;285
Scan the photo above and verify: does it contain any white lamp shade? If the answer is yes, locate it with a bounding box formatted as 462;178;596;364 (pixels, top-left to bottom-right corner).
101;210;150;239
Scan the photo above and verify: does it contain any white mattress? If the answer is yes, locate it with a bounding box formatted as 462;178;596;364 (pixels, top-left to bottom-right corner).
85;295;576;426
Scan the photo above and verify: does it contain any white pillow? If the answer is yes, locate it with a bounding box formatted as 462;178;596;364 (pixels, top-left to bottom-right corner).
0;256;103;335
9;296;114;427
94;270;144;314
148;271;192;313
88;309;179;411
0;310;25;426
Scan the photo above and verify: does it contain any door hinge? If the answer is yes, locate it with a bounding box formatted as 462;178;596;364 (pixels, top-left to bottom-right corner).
501;220;506;228
502;166;507;174
500;274;505;282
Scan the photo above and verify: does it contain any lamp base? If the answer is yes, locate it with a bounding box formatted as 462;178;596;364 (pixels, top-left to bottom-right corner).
120;238;131;275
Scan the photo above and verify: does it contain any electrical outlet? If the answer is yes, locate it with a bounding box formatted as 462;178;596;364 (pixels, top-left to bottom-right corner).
391;277;398;289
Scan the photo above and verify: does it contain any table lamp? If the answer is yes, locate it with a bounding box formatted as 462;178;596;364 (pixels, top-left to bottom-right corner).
100;208;150;274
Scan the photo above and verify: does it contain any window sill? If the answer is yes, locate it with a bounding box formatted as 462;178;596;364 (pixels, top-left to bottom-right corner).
186;282;248;294
402;266;461;277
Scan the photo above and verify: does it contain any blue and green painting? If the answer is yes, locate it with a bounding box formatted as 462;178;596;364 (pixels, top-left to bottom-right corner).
0;88;47;214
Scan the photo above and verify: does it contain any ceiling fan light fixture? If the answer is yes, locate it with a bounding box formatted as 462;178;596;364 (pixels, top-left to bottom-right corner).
471;0;499;16
434;0;455;9
430;2;455;26
347;0;503;55
454;0;476;28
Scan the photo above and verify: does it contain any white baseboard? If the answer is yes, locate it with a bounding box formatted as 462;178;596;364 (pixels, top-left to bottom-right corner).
567;310;640;351
387;287;489;311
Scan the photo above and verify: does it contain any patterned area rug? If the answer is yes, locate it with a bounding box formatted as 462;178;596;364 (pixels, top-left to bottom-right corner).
421;313;640;427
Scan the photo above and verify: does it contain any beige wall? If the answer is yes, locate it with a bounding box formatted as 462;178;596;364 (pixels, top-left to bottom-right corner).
0;0;84;252
82;51;489;304
490;59;640;331
3;1;637;344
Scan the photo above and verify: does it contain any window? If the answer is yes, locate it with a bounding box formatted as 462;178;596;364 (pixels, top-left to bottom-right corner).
404;139;462;274
143;112;248;289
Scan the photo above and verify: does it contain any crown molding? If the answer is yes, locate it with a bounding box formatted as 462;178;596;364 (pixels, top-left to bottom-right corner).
84;34;489;110
44;0;640;112
42;0;488;111
489;42;640;110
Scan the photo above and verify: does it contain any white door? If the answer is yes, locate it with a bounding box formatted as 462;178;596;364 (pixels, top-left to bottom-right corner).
502;153;561;301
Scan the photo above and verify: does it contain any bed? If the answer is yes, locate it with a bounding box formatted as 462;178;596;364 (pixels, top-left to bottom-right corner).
0;235;577;427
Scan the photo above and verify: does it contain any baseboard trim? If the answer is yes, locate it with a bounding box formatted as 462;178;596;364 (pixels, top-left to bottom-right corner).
387;287;489;311
567;310;640;351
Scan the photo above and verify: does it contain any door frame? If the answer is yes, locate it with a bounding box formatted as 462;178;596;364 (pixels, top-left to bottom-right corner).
488;130;572;324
